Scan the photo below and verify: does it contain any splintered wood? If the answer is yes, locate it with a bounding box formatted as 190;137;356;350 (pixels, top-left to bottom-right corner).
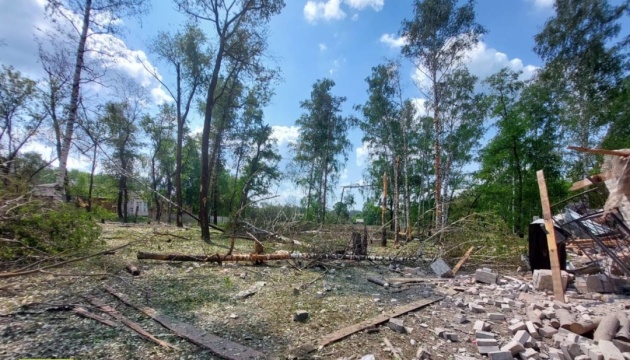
84;296;178;350
536;170;566;303
318;297;442;349
102;285;264;360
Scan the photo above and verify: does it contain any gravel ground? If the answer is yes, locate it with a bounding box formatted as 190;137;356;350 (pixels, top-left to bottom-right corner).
0;222;528;360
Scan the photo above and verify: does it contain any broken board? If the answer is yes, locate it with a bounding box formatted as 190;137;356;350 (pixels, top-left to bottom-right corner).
102;285;264;360
318;297;442;349
452;246;475;275
536;170;566;303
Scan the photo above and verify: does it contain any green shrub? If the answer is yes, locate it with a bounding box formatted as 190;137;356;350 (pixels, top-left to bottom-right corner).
0;200;103;260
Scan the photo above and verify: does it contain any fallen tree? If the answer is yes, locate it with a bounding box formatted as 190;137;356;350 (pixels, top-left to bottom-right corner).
137;251;418;263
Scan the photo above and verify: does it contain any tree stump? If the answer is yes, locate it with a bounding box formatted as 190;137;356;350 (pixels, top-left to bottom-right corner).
351;232;366;256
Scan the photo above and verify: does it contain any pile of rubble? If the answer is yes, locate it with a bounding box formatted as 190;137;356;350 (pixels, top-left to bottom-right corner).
407;267;630;360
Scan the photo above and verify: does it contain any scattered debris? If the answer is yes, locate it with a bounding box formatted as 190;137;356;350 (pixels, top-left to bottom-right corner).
430;258;454;278
126;263;141;276
318;297;442;349
293;310;309;322
84;295;178;350
102;285;264;359
234;281;266;300
452;246;475;275
367;276;389;288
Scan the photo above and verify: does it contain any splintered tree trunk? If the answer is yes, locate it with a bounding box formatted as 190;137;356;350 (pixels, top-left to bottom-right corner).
350;232;365;255
393;157;400;246
381;172;387;247
433;76;442;230
56;0;92;197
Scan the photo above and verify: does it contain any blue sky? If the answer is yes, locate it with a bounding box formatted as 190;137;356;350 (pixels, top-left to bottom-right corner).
0;0;579;207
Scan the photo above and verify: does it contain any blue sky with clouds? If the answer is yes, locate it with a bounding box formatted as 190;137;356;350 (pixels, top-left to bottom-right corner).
0;0;591;206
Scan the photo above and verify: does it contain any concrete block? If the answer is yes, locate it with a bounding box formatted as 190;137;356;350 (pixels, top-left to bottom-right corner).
474;320;492;332
502;304;512;312
502;340;526;355
540;326;559;338
469;303;485;313
532;269;571;291
479;346;501;355
293;310;309;321
509;321;528;334
455;314;468;324
622;353;630;360
431;258;453;278
489;350;515;360
490;313;506;321
476;330;496;339
574;275;615;294
514;330;532;345
477;339;499;347
444;332;459;342
476;269;498;284
388;318;406;333
527;321;541;339
575;356;590;360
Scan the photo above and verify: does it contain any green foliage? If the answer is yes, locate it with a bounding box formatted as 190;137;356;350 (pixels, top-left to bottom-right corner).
291;78;353;224
534;0;625;178
0;200;103;260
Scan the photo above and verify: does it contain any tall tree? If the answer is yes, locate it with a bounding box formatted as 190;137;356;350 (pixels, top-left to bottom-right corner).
0;66;43;178
477;73;565;236
358;62;404;243
401;0;486;228
534;0;624;178
292;78;352;224
46;0;149;197
175;0;285;242
141;104;176;222
101;81;144;223
147;23;211;227
438;68;485;222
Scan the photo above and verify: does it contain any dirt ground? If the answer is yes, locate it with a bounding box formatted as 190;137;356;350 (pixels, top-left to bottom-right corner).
0;222;519;360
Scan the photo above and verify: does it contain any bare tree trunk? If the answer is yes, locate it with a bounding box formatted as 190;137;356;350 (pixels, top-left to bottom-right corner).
432;70;442;230
87;144;97;212
175;64;184;227
200;41;226;243
56;0;92;197
393;157;400;246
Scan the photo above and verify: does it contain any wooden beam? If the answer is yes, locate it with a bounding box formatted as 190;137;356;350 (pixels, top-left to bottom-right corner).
452;246;475;275
568;146;630;158
569;172;611;191
318;297;441;349
102;285;264;360
537;170;566;303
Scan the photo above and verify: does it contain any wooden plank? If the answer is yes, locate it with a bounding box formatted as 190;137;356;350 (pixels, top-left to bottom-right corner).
102;285;264;360
318;297;442;349
537;170;566;304
386;277;451;284
567;146;630;158
569;172;611;191
452;246;475;275
85;296;178;350
73;306;118;328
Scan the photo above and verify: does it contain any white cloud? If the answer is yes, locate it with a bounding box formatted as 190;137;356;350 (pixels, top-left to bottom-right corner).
380;33;408;48
356;142;370;167
0;0;170;106
22;141;93;172
527;0;554;9
411;98;429;117
304;0;383;23
345;0;384;11
271;125;300;145
304;0;346;23
318;43;327;51
413;41;539;90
